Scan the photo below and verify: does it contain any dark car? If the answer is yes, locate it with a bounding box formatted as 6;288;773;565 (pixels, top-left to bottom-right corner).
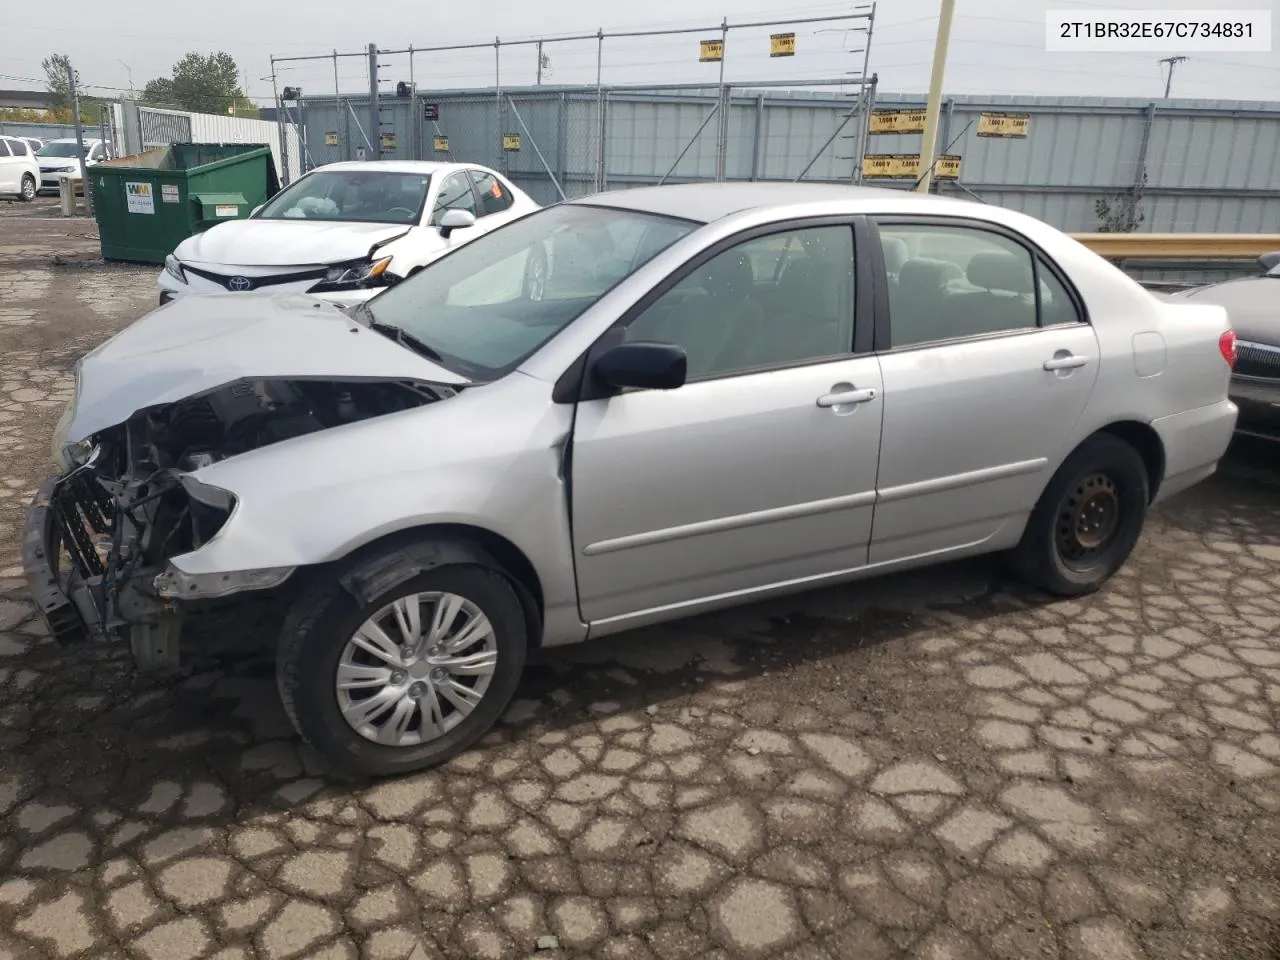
1169;252;1280;441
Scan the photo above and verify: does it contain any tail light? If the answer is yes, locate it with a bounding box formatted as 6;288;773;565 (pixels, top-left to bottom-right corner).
1219;330;1237;369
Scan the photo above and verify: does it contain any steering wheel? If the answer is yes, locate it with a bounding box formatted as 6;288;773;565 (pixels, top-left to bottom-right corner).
387;207;416;218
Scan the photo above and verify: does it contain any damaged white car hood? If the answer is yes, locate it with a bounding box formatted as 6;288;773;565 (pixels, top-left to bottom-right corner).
174;218;412;267
66;292;467;442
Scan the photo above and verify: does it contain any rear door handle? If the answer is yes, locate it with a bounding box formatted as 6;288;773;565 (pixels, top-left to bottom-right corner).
817;388;877;408
1043;355;1089;371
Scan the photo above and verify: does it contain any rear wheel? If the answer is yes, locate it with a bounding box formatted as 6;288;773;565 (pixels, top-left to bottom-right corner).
1009;433;1149;596
277;555;527;778
19;174;36;202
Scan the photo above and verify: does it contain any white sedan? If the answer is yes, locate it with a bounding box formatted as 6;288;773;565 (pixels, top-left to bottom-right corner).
158;160;540;307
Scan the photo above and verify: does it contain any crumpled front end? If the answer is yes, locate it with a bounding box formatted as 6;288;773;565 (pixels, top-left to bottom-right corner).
23;375;450;671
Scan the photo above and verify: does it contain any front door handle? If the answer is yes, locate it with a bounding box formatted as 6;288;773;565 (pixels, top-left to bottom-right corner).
817;387;877;408
1043;354;1089;371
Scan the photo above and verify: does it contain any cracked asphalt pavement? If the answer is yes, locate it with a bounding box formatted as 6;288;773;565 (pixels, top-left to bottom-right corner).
2;202;1280;960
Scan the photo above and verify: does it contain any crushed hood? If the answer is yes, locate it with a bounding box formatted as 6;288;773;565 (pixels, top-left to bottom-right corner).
1169;276;1280;344
175;218;412;267
66;292;467;442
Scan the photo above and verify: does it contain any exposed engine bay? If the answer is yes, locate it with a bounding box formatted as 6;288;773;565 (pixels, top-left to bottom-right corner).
39;377;451;667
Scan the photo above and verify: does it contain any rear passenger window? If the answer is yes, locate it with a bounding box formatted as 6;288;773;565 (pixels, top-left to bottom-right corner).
9;139;28;156
878;224;1047;349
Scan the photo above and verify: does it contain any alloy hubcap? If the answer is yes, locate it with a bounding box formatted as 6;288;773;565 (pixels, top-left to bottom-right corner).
335;591;498;747
1056;472;1120;563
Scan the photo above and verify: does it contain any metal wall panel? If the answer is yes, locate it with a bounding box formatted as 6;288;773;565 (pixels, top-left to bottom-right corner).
296;87;1280;234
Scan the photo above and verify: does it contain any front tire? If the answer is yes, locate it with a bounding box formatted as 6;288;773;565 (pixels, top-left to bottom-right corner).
19;174;36;202
1009;433;1149;597
277;557;527;778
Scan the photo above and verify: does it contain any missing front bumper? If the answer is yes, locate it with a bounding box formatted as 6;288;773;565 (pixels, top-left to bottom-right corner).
22;474;184;671
22;477;90;645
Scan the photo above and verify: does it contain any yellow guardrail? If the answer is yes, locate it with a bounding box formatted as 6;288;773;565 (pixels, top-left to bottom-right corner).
1070;234;1280;260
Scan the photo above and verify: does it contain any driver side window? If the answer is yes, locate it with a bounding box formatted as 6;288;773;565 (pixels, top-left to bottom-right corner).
623;225;856;381
431;173;477;225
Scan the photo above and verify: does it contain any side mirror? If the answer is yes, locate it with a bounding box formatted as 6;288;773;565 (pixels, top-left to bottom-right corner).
592;341;687;393
438;208;476;239
1258;251;1280;272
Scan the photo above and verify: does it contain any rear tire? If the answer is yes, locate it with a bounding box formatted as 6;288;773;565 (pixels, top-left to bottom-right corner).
19;174;36;202
277;554;527;778
1009;433;1149;596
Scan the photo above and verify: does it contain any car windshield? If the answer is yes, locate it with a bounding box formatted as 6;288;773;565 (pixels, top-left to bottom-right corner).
256;169;432;224
1266;263;1280;278
37;142;88;158
365;203;698;379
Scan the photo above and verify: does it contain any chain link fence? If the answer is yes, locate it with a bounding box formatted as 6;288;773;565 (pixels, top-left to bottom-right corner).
297;80;876;204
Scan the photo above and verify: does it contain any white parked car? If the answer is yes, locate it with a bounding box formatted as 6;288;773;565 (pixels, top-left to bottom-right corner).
36;137;110;192
158;161;541;308
0;135;40;201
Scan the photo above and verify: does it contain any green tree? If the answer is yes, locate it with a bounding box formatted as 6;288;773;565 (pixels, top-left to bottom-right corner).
140;76;177;107
142;52;253;115
42;53;78;111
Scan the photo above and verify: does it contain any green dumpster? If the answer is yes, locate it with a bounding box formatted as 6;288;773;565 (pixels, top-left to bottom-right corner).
91;143;281;264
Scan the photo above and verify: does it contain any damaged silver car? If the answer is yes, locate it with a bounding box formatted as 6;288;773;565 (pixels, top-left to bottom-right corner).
25;183;1237;777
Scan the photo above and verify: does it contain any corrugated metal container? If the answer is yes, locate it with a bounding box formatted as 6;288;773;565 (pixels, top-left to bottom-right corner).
91;143;280;264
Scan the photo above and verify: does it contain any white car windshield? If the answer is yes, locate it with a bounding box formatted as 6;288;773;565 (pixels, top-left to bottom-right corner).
256;170;432;224
363;204;697;379
37;142;89;158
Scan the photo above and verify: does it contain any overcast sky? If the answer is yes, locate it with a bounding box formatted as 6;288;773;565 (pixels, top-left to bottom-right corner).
1;0;1277;104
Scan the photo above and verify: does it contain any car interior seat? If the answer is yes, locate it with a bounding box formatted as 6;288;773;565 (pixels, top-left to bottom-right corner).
948;251;1037;335
889;257;964;346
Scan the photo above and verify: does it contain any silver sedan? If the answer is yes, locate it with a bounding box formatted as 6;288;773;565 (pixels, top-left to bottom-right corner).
26;183;1238;777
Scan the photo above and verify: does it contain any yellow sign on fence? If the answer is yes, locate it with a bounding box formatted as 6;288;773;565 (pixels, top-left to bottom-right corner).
977;112;1031;138
770;32;796;57
502;133;521;151
324;131;339;146
432;136;449;152
699;39;724;62
862;153;962;180
869;109;927;135
380;132;396;149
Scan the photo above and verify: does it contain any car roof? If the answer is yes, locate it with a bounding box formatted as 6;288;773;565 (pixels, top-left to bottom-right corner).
46;137;102;144
315;160;484;176
570;181;972;224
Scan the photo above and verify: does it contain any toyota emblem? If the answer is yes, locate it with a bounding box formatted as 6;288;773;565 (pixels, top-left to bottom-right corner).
228;276;253;291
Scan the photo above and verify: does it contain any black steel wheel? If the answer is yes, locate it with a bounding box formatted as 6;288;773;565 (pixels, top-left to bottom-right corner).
1010;433;1150;596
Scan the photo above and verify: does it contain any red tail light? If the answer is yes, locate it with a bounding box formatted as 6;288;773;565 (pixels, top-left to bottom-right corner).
1219;330;1237;369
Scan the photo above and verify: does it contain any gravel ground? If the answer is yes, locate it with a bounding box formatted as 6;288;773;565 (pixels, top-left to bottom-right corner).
1;199;1279;960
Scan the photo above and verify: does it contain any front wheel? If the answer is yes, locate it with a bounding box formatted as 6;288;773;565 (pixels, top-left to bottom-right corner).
277;557;527;778
19;174;36;202
1009;433;1149;596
